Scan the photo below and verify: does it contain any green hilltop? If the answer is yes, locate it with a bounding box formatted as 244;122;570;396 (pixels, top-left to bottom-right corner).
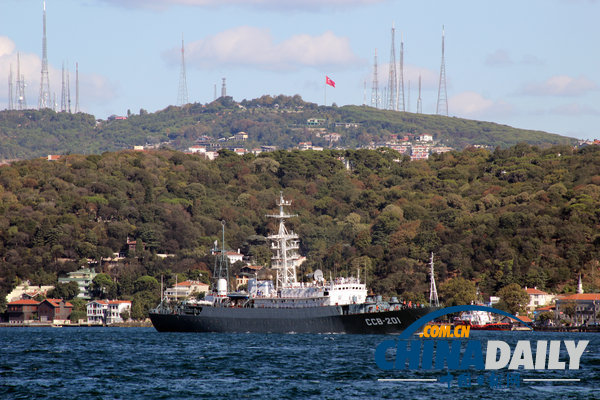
0;95;575;161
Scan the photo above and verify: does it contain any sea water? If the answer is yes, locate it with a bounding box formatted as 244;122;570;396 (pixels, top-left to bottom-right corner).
0;328;598;399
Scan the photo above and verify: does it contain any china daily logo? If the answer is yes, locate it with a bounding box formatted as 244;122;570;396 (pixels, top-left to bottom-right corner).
375;306;588;389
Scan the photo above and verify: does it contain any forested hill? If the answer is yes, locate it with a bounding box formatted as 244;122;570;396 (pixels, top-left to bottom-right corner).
1;145;599;311
0;95;575;161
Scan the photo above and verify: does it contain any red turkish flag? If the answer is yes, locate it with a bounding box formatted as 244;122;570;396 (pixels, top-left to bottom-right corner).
325;76;335;88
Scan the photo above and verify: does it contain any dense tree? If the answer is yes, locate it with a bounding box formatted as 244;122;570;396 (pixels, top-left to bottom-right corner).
1;144;599;312
47;281;80;300
439;277;477;306
496;284;529;315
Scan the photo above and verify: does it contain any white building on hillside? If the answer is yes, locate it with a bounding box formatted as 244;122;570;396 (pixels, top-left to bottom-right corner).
86;300;132;325
164;280;210;301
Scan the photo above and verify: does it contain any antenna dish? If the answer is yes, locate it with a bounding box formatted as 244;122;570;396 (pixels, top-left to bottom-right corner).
314;269;324;282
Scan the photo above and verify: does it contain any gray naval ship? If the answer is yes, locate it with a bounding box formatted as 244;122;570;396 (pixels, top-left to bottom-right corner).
149;193;436;334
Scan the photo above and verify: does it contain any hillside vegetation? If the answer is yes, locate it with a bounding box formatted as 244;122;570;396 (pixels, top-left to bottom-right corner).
1;144;599;313
0;95;575;161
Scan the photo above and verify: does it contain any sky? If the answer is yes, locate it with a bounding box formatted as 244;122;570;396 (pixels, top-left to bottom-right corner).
1;0;599;140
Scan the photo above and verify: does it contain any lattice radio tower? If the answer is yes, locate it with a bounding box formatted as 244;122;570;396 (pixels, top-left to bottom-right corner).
398;33;405;112
221;78;227;98
66;65;71;113
436;25;448;116
371;49;379;108
60;63;66;112
177;35;189;106
8;65;14;110
16;53;27;110
416;74;422;114
75;62;79;113
38;1;51;109
429;252;439;307
387;24;397;111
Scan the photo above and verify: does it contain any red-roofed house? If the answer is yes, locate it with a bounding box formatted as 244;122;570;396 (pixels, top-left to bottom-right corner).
556;293;600;326
524;287;555;312
38;299;73;324
7;299;40;323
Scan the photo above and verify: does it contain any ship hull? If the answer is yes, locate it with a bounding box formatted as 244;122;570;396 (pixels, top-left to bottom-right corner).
149;305;434;334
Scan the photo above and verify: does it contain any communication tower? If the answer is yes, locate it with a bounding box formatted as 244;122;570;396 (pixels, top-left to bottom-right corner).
16;53;27;110
416;74;422;114
177;35;189;106
429;253;439;307
66;65;71;113
8;65;14;110
371;49;379;108
387;24;397;111
221;78;227;98
436;26;448;116
38;1;51;109
398;33;405;112
60;63;66;112
75;62;79;113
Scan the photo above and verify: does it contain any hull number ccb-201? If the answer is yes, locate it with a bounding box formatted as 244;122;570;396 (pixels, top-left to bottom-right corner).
365;317;402;326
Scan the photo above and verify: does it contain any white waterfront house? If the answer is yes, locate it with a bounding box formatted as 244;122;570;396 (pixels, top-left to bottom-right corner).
86;300;132;325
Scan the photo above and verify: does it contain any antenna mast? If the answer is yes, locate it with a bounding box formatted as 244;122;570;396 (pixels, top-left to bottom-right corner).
8;65;14;110
66;64;71;113
387;24;397;111
213;221;230;289
398;32;405;112
177;35;189;106
221;78;227;98
416;74;422;114
371;49;379;108
267;192;300;290
60;63;66;112
429;252;439;307
16;53;26;110
436;25;448;116
75;62;79;113
38;1;51;109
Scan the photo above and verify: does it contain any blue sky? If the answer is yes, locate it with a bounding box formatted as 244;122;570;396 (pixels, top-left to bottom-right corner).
1;0;599;140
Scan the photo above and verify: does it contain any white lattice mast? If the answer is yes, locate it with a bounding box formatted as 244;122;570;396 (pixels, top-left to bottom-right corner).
16;53;27;110
416;74;422;114
38;1;51;109
429;252;439;307
398;32;405;112
267;192;300;289
60;62;66;112
177;35;189;106
75;62;79;113
8;65;14;110
371;49;379;109
66;64;71;113
387;24;397;111
436;25;448;116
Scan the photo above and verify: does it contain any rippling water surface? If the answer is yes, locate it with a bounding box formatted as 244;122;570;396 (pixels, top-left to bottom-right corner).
0;328;598;399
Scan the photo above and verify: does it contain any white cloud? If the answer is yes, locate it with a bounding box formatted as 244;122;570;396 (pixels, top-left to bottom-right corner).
522;75;598;96
98;0;384;10
449;91;514;119
168;27;361;71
